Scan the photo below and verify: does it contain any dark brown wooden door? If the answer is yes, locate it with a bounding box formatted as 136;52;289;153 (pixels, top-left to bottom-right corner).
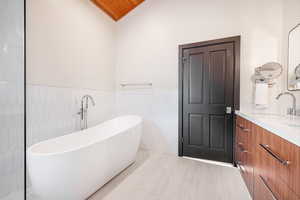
180;38;239;163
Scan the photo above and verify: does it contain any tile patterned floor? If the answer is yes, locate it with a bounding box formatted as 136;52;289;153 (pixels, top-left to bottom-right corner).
89;150;251;200
24;150;251;200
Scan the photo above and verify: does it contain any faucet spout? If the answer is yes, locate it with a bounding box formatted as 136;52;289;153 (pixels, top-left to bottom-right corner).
82;95;96;107
276;92;297;116
79;95;96;130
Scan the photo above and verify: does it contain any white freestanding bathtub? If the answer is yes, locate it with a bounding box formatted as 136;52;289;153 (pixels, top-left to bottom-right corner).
27;115;142;200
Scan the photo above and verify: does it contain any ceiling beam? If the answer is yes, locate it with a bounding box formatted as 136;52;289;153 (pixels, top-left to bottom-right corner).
91;0;144;21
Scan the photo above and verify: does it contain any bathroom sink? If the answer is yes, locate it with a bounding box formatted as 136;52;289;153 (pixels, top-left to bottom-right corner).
251;113;286;120
250;113;300;128
285;118;300;127
283;116;300;127
286;123;300;127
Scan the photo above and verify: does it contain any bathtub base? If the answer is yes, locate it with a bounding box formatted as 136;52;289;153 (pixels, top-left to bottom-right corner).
28;116;142;200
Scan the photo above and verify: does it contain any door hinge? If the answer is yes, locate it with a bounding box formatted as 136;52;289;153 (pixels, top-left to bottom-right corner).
181;138;184;143
183;57;187;62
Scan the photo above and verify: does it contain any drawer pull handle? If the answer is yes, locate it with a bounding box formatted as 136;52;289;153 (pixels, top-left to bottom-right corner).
237;124;244;129
243;128;250;133
259;175;278;200
259;144;291;166
237;124;250;133
238;143;248;153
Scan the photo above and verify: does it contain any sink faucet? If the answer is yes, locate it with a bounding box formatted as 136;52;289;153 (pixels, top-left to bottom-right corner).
276;92;297;116
78;95;96;130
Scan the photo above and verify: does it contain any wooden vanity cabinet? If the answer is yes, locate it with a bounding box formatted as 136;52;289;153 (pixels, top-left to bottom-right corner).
235;116;300;200
235;116;254;197
254;174;280;200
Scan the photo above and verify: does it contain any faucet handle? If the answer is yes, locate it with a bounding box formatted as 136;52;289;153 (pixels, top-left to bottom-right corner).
287;108;294;115
287;108;300;116
77;108;85;120
296;109;300;116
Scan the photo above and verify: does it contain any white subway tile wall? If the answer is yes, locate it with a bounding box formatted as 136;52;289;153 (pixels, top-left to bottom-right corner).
26;85;115;147
116;89;178;154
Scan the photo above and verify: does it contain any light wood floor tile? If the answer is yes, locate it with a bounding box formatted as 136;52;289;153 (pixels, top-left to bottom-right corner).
89;150;251;200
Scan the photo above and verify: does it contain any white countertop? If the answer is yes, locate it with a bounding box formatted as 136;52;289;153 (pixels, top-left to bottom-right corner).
235;111;300;147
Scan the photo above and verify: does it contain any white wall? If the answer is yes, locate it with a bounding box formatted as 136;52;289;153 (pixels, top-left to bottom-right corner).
115;0;285;155
27;0;116;91
26;0;300;156
26;0;117;145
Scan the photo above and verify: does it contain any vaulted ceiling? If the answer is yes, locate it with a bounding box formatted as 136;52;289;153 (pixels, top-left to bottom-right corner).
91;0;144;21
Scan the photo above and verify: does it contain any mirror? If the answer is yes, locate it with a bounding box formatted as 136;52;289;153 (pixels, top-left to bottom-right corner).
288;23;300;90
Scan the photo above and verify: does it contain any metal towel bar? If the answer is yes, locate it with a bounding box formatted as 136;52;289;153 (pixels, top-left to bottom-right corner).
120;83;153;87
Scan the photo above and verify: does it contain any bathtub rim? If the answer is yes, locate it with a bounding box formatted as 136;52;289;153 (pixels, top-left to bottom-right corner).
27;115;142;157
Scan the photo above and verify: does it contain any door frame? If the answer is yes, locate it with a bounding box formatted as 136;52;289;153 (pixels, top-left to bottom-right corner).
178;36;241;158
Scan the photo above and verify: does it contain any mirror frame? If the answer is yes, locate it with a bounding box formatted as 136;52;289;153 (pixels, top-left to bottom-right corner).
288;23;300;91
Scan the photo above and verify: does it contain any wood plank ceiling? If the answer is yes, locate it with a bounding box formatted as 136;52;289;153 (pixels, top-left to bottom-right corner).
91;0;144;21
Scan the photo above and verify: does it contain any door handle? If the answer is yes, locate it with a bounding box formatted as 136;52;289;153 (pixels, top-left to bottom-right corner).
226;107;232;114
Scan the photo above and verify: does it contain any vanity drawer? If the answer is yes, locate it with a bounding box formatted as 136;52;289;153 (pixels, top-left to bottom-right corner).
254;175;279;200
236;116;251;133
236;143;247;171
255;128;300;199
236;116;252;131
235;117;247;170
235;116;254;197
236;116;251;146
236;117;248;145
236;141;248;180
236;116;244;128
254;175;299;200
270;133;300;197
